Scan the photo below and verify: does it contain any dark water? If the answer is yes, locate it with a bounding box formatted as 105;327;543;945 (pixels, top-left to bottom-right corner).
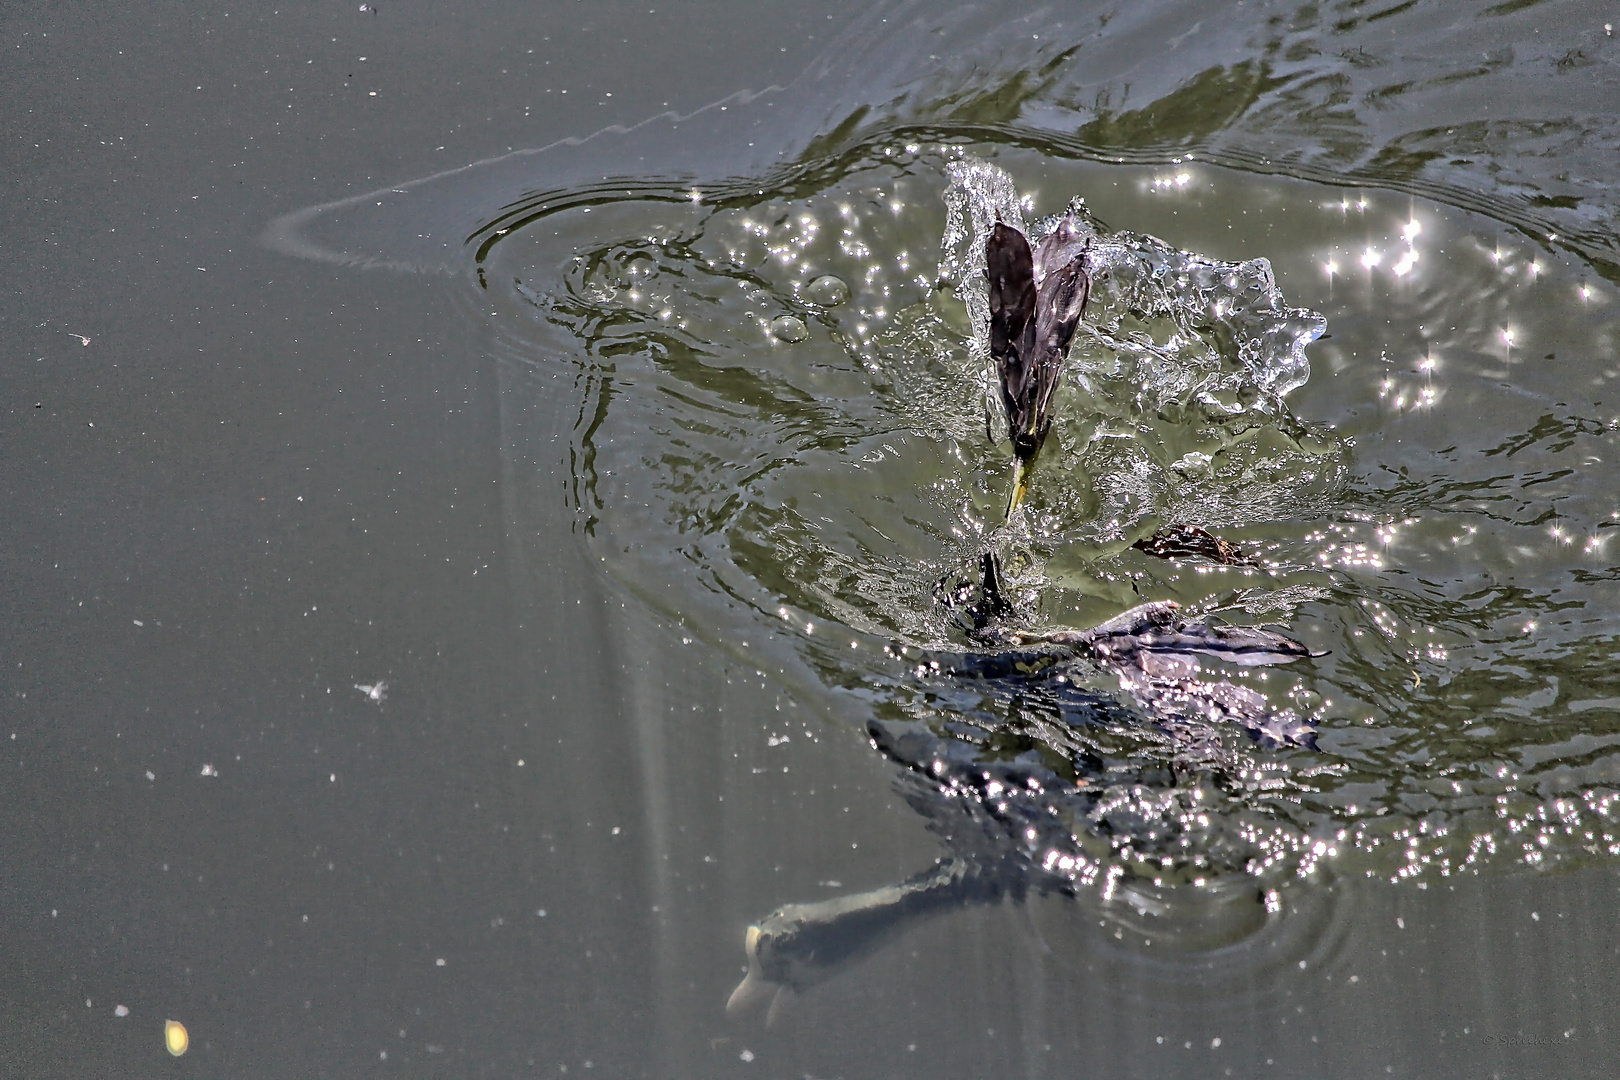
7;2;1620;1076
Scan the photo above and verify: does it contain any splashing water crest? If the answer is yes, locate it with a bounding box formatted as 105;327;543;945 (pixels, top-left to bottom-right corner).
940;157;1341;554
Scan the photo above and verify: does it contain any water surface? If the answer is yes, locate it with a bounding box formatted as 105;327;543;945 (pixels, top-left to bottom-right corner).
10;0;1620;1076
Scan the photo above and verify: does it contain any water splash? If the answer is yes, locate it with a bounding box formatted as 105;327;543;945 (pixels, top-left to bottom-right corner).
944;156;1319;396
939;157;1341;549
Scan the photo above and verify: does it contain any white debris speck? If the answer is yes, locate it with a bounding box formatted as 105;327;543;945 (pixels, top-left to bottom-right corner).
435;958;446;966
355;681;387;702
133;619;144;627
114;1005;129;1017
145;770;155;781
739;1050;755;1062
200;763;217;777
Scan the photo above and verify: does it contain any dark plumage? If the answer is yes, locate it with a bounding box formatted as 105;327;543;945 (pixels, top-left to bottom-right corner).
986;219;1091;517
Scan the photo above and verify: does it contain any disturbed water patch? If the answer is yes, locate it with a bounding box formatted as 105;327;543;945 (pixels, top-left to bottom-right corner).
470;137;1620;918
263;116;1620;999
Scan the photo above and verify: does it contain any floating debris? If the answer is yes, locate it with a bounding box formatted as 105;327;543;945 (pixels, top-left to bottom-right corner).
1132;523;1252;566
164;1019;188;1056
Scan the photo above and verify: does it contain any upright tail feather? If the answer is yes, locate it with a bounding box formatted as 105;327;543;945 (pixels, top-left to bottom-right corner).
986;218;1090;523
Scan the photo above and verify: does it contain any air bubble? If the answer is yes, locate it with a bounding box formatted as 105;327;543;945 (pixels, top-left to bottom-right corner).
771;315;809;342
806;275;850;306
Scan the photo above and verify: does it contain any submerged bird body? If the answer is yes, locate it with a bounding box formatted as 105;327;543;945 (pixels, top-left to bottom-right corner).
727;597;1319;1024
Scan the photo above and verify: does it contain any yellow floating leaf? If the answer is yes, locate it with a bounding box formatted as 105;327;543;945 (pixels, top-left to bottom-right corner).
165;1019;189;1057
